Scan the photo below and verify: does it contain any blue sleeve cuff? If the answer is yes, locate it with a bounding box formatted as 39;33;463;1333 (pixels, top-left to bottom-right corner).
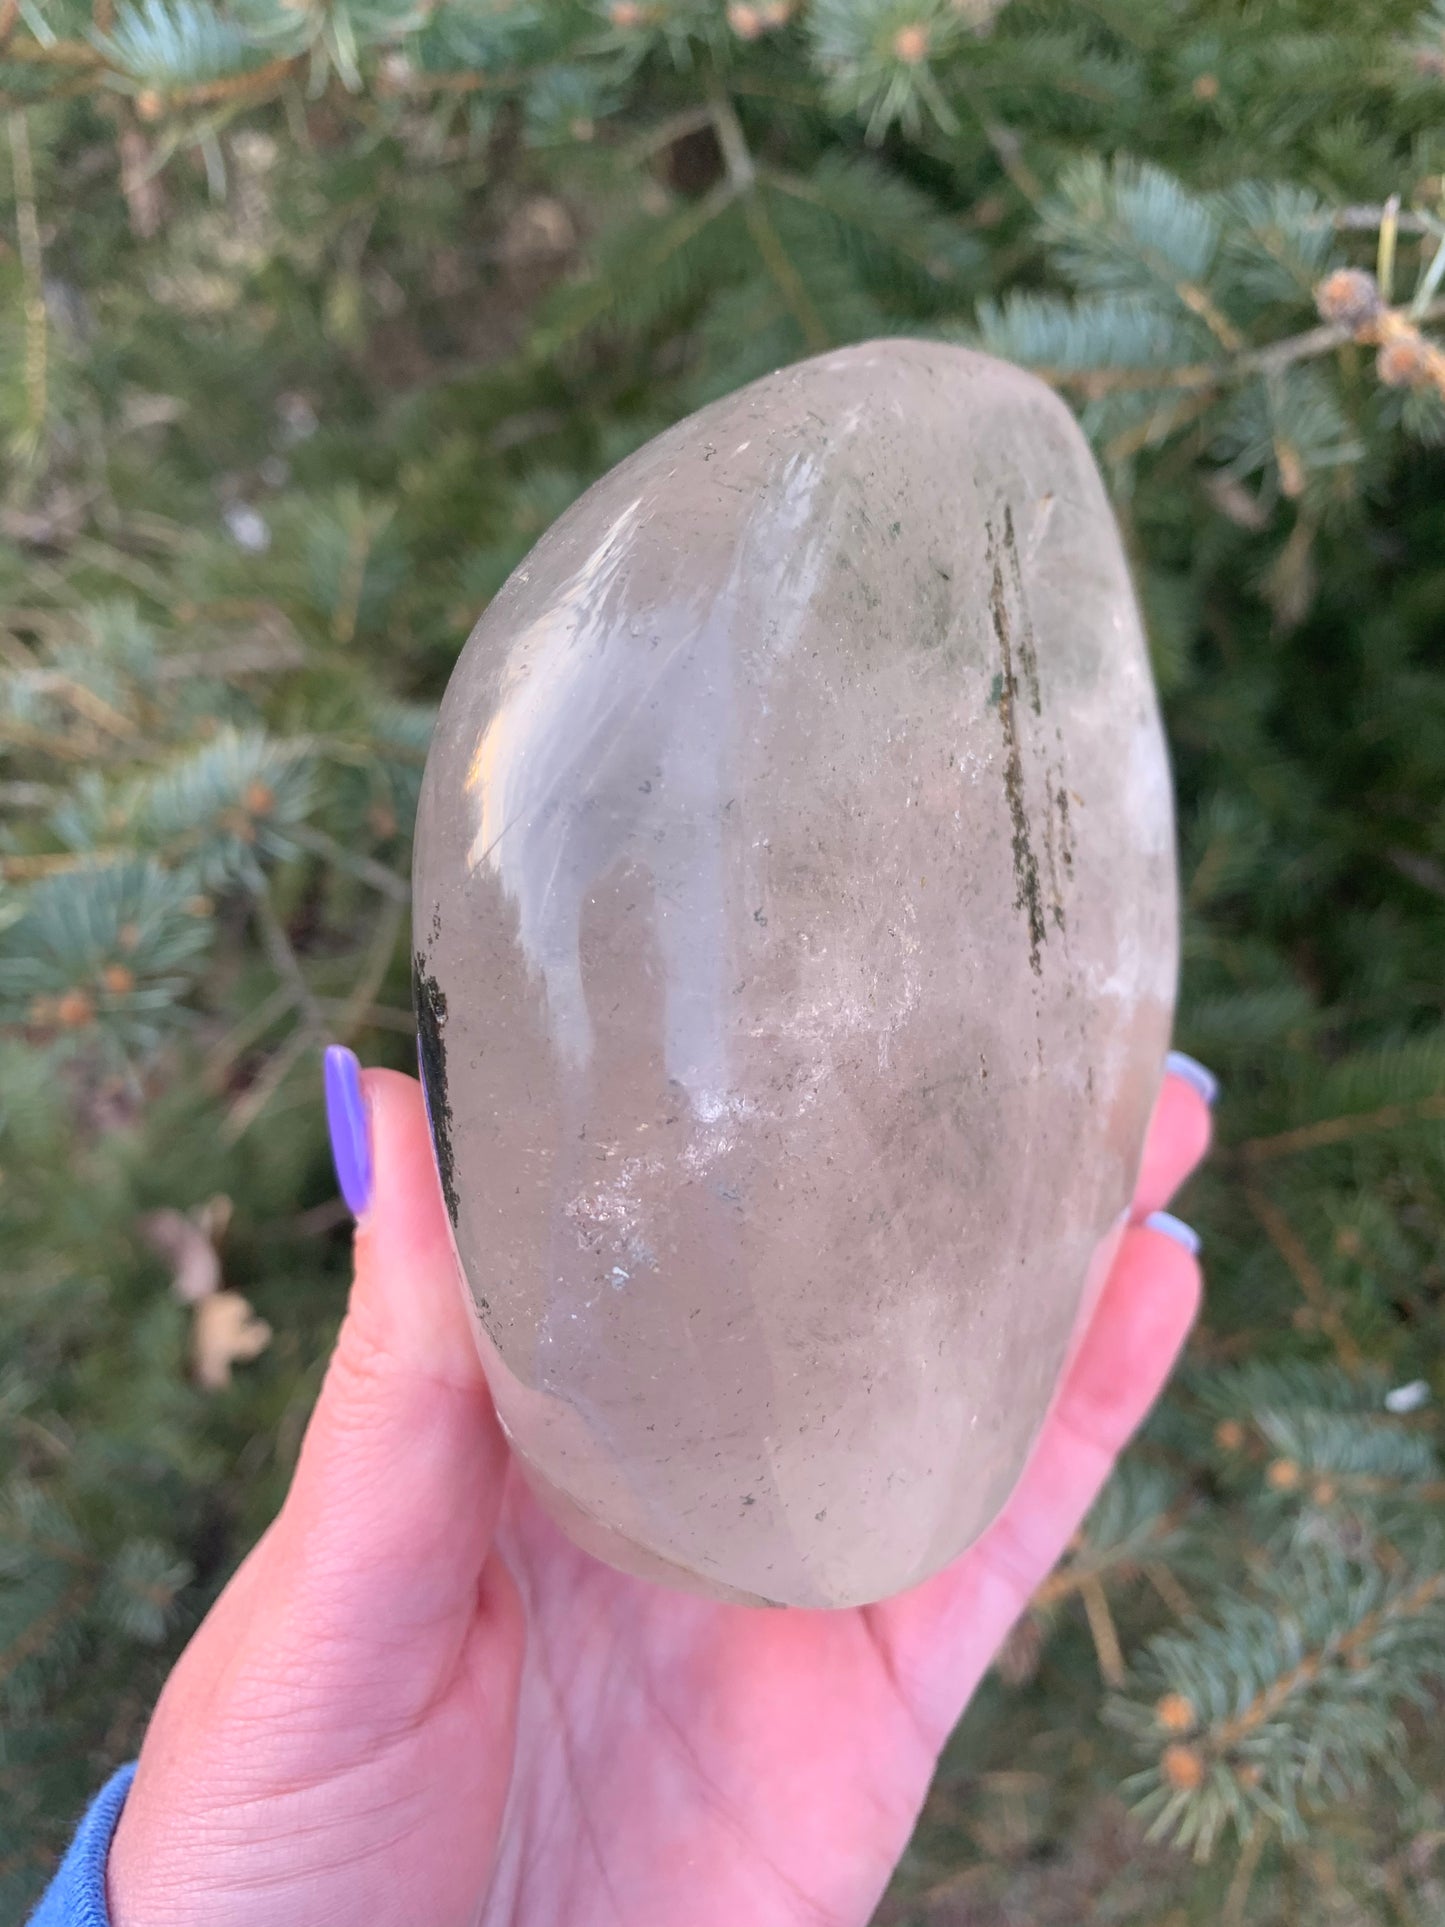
27;1763;137;1927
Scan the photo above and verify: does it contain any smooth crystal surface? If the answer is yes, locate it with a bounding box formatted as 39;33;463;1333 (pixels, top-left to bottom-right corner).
412;340;1178;1609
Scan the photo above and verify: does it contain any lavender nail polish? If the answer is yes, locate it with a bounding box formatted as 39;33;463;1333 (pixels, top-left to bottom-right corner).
324;1045;373;1218
1144;1210;1202;1257
1165;1050;1219;1108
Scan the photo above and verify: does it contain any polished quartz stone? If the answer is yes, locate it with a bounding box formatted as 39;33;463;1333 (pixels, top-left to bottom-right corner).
412;339;1178;1609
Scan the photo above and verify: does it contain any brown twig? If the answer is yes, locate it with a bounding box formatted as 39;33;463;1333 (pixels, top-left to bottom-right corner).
1079;1572;1127;1687
1244;1183;1363;1371
333;895;406;1042
1146;1561;1199;1622
1209;1572;1445;1750
221;1023;313;1143
202;980;299;1090
709;90;830;353
1042;295;1445;402
1234;1094;1445;1162
0;1582;87;1688
1;37;99;65
1223;1825;1269;1927
7;110;47;467
287;822;410;903
253;889;324;1033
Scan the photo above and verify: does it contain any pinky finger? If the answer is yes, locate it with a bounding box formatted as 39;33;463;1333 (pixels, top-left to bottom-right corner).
875;1220;1201;1746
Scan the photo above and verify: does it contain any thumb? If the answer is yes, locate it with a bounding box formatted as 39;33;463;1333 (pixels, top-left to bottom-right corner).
273;1053;512;1655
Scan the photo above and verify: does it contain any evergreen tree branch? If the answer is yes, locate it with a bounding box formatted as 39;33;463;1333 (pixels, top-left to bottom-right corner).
287;822;409;901
220;1021;312;1142
531;177;738;357
759;162;961;281
202;979;299;1089
1214;1572;1445;1751
1221;1825;1268;1927
7;109;47;472
951;69;1043;204
1079;1572;1126;1687
0;38;100;67
709;89;830;351
1041;297;1445;401
253;889;322;1034
1233;1095;1445;1162
334;893;405;1042
1243;1184;1363;1371
0;1581;86;1689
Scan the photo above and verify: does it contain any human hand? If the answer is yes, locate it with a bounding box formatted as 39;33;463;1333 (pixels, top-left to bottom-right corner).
107;1054;1211;1927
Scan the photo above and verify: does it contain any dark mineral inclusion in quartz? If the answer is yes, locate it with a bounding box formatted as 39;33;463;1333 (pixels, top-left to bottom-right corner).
411;340;1179;1609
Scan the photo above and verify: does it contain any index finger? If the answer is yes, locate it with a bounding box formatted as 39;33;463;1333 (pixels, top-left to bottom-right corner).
1131;1050;1216;1220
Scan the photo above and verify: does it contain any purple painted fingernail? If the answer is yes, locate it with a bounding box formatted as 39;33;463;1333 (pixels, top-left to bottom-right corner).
324;1045;373;1219
1144;1210;1202;1257
1166;1050;1219;1108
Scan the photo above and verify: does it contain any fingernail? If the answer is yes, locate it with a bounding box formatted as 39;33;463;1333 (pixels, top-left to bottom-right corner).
324;1045;373;1219
1144;1210;1202;1258
1166;1050;1219;1108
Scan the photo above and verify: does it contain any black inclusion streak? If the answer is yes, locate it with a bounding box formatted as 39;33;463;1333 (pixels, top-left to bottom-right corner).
1002;503;1042;717
413;951;460;1228
987;516;1046;976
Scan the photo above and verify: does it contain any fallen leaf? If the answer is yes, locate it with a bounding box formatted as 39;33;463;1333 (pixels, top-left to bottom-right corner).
138;1195;232;1305
139;1195;269;1389
193;1291;273;1392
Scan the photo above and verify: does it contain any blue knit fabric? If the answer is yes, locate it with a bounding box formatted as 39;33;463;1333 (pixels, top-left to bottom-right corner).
27;1764;136;1927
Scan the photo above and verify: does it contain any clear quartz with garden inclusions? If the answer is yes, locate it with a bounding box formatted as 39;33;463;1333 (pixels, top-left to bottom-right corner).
411;339;1179;1610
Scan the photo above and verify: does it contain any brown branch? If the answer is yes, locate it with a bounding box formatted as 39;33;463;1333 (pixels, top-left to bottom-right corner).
373;62;532;96
709;90;829;353
0;718;102;762
221;1022;312;1143
0;1581;88;1687
8;110;46;464
1;37;100;65
201;980;299;1091
1244;1184;1363;1371
1043;295;1445;402
1104;386;1217;463
287;822;410;902
28;670;137;738
330;514;374;647
165;53;293;109
1222;1825;1269;1927
0;850;111;878
533;177;738;355
741;191;830;351
952;70;1044;204
1234;1094;1445;1162
1146;1562;1199;1622
155;637;306;680
333;895;405;1043
1209;1572;1445;1750
1319;1472;1445;1504
1331;205;1436;235
314;995;415;1035
253;889;324;1034
1079;1573;1127;1687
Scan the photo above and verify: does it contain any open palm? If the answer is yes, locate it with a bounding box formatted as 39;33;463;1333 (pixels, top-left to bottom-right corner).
108;1065;1207;1927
